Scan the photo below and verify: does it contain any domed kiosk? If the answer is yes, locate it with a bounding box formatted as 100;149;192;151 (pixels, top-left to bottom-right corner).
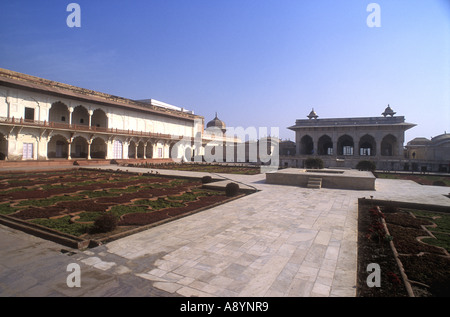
206;113;227;134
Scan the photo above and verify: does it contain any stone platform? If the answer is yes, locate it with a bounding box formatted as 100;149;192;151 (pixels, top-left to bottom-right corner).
265;168;376;190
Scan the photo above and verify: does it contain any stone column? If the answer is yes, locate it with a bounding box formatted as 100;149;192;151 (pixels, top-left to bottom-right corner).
69;107;74;126
312;133;319;156
87;140;92;160
88;110;93;129
67;142;72;160
397;132;405;158
331;132;337;157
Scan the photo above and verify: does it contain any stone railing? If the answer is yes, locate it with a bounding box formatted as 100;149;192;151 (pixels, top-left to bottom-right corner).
0;116;188;141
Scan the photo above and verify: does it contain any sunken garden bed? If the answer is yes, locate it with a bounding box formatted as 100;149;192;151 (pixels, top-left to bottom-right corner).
128;162;261;175
357;198;450;297
0;168;246;249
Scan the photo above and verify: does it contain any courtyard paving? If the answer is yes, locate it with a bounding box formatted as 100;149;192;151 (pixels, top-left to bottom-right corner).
0;165;449;297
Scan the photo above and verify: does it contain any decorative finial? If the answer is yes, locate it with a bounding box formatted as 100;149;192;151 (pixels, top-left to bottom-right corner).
307;108;318;120
382;105;396;117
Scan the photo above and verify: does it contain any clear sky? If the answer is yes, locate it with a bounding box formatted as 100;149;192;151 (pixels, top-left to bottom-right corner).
1;0;449;142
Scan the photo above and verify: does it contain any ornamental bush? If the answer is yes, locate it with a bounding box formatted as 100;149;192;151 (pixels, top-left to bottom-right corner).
356;160;376;172
92;213;118;233
225;182;240;197
304;158;324;169
201;176;213;184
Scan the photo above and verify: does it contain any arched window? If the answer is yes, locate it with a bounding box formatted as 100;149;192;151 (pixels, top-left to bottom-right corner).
359;134;376;156
338;135;354;156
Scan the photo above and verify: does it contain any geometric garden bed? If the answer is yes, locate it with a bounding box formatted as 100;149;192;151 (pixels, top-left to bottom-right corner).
0;168;245;249
357;198;450;297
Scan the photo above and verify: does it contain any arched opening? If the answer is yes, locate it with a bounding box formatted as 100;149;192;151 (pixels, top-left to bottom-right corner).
145;142;153;159
318;135;333;155
381;134;398;156
49;102;70;124
184;145;193;162
91;138;107;159
91;109;108;129
128;140;137;158
338;135;354;156
48;135;68;159
300;135;314;155
169;142;177;159
72;105;89;126
359;134;376;156
72;136;88;159
137;142;145;158
0;133;8;160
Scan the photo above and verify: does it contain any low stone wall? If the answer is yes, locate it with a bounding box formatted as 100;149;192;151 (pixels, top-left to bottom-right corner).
266;168;376;190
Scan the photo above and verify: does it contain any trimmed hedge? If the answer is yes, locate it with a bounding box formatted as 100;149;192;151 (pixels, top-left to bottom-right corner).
356;160;377;172
225;182;240;197
304;158;324;169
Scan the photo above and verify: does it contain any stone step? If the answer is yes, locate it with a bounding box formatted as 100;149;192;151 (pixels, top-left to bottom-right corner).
307;177;322;189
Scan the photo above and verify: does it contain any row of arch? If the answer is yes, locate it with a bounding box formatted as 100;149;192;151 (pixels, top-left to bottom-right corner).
0;132;196;161
47;135;159;160
49;102;108;129
299;134;399;156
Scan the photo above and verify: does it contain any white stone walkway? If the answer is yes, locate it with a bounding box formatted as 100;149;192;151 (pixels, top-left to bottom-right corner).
79;166;450;297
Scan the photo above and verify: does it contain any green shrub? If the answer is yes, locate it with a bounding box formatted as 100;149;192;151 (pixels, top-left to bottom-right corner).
356;160;376;172
92;213;118;233
304;158;324;169
225;182;240;197
201;176;213;184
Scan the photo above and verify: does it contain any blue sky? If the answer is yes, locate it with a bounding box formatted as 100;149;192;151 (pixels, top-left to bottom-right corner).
0;0;449;142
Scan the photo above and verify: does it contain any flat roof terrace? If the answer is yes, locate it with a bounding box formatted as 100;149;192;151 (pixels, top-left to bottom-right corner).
266;168;376;190
288;116;415;129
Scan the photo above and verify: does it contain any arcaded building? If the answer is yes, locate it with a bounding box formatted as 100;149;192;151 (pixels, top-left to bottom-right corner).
405;133;450;173
285;106;416;170
0;68;206;162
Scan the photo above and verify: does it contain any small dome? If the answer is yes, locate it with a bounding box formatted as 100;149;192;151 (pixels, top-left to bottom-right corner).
382;105;396;117
206;112;226;132
407;137;431;146
431;133;450;144
307;108;318;120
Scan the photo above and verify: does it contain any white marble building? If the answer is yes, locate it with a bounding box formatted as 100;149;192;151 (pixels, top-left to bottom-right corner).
0;68;206;161
285;107;417;170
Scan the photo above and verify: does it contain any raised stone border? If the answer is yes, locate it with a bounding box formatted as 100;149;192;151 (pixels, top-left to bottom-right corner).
266;168;376;190
0;214;90;249
359;198;450;213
